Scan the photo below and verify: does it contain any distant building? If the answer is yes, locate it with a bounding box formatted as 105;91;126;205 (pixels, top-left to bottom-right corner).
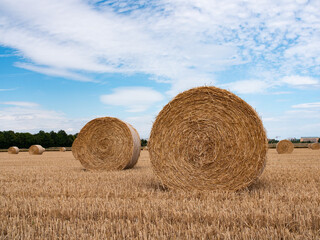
300;137;319;143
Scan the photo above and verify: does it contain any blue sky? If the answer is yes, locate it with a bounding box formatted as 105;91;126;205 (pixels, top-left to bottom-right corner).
0;0;320;139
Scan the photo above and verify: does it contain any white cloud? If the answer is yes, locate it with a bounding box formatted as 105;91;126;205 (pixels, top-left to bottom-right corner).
1;0;319;94
262;117;278;122
280;75;319;86
0;104;87;133
100;87;164;112
0;88;15;92
292;102;320;109
15;63;94;82
220;80;270;94
1;101;39;107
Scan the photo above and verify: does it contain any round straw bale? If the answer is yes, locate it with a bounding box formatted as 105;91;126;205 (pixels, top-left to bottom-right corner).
72;117;141;170
60;147;66;152
148;86;268;191
276;140;294;154
8;146;19;154
29;145;45;155
308;143;312;149
310;143;320;150
72;138;79;159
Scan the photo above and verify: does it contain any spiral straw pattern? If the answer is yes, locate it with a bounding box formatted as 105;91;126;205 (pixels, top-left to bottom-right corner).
149;86;268;191
72;117;141;171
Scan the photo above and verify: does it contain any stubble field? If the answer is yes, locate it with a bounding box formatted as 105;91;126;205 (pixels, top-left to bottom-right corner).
0;149;319;239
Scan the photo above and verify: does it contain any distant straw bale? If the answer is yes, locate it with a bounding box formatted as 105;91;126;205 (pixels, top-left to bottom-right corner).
59;147;66;152
148;86;268;191
29;145;45;155
308;143;312;149
72;117;141;170
310;143;320;150
8;146;19;154
276;140;294;154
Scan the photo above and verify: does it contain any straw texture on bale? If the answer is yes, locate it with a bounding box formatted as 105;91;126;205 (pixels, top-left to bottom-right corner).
310;143;320;150
148;86;268;191
72;117;141;171
29;145;45;155
60;147;66;152
276;140;294;154
72;138;79;159
8;146;19;154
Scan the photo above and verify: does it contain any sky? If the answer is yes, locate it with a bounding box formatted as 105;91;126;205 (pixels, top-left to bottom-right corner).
0;0;320;139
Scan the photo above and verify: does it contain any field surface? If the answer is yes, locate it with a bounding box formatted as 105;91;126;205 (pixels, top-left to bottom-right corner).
0;149;319;239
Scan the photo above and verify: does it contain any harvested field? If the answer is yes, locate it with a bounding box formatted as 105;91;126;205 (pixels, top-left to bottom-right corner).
0;149;319;239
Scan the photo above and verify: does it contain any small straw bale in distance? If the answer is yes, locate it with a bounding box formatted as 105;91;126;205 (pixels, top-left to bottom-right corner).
310;143;320;150
59;147;66;152
308;143;312;149
72;117;141;171
276;140;294;154
29;145;45;155
8;146;19;154
148;86;268;191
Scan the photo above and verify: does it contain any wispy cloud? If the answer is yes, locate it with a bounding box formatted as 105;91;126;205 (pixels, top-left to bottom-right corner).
100;87;164;112
220;80;270;94
0;0;319;94
292;102;320;109
0;102;88;133
0;88;16;92
0;53;16;57
1;101;39;107
280;76;320;87
15;62;95;82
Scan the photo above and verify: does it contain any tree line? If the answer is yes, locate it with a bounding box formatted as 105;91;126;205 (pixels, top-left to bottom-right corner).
0;130;149;149
0;130;77;149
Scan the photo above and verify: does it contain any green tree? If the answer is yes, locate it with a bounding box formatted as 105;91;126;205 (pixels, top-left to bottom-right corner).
0;130;78;149
141;139;148;147
56;130;68;147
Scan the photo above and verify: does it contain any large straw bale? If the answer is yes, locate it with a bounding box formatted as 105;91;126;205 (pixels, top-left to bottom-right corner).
310;143;320;150
276;140;294;154
29;145;45;155
72;138;79;159
8;146;19;154
60;147;66;152
148;86;268;191
72;117;141;170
